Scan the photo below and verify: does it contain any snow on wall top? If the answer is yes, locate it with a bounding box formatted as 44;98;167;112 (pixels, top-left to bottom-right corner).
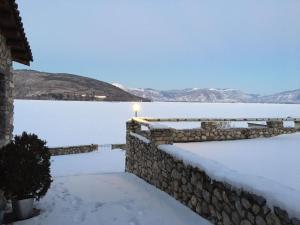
159;134;300;219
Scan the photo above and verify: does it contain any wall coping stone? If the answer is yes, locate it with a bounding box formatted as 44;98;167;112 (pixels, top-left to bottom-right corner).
49;144;98;156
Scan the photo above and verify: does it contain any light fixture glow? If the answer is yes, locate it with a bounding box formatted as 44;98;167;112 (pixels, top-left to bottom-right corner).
132;103;141;117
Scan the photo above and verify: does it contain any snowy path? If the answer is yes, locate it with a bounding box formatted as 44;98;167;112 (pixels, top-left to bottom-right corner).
16;150;211;225
16;174;211;225
51;149;126;177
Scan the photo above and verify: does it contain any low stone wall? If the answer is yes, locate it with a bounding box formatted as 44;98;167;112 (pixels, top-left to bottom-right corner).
173;127;296;143
50;144;98;156
126;134;300;225
111;144;127;150
128;120;297;144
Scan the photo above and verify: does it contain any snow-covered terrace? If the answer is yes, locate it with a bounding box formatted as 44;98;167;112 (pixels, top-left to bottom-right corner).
131;117;300;219
172;133;300;218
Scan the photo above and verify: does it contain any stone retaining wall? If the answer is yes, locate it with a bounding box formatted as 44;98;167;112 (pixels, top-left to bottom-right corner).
111;144;127;150
126;133;300;225
50;144;98;156
173;127;296;143
127;120;296;144
0;32;14;148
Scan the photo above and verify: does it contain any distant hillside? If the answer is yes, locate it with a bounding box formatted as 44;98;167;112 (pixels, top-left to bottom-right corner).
113;83;300;104
13;70;148;102
257;89;300;104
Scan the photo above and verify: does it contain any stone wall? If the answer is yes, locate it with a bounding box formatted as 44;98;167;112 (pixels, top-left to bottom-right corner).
49;144;98;156
173;127;296;143
126;133;300;225
127;120;296;145
0;31;14;148
111;144;127;150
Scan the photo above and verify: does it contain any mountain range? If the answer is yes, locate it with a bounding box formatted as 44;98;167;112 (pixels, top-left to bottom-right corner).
12;69;299;103
112;83;300;104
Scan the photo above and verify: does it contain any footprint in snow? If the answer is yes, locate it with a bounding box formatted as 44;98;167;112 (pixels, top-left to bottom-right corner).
122;203;133;211
90;202;105;213
72;197;83;206
122;199;136;211
128;217;140;225
137;210;144;216
73;212;86;223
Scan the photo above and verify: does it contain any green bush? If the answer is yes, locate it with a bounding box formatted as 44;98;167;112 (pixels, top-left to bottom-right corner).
0;132;52;200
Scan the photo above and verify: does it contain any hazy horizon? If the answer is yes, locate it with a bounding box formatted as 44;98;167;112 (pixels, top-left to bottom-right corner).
15;69;300;95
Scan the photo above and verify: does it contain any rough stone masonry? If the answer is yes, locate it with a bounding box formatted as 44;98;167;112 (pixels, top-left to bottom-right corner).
49;144;98;156
0;32;14;148
126;120;300;225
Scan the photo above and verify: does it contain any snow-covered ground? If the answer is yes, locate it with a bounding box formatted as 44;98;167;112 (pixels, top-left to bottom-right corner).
51;150;125;177
170;133;300;219
13;100;300;223
14;100;300;146
16;149;211;225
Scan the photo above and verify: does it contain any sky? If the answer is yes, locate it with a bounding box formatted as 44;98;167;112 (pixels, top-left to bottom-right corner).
15;0;300;94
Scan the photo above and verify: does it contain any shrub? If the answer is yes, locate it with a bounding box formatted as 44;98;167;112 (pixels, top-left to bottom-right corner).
0;132;52;200
0;190;6;210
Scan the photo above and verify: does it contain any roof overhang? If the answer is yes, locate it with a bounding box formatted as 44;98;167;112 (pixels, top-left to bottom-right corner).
0;0;33;65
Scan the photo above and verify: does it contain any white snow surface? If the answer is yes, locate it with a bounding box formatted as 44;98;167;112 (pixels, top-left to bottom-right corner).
14;100;300;146
16;150;211;225
159;133;300;219
130;132;150;144
51;149;126;177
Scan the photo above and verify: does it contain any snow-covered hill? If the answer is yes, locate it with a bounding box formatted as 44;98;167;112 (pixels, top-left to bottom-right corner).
258;89;300;104
112;83;300;103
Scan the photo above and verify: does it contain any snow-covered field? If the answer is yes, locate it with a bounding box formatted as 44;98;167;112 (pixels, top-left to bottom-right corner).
171;133;300;219
16;149;211;225
14;100;300;146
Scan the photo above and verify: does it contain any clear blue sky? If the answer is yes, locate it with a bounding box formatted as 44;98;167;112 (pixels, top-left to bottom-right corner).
15;0;300;94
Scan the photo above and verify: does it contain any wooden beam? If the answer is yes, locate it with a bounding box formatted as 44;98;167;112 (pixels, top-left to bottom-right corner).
10;51;30;65
1;27;20;39
0;1;9;8
13;58;30;66
0;10;12;20
6;38;24;49
11;50;29;59
0;0;33;64
0;18;15;27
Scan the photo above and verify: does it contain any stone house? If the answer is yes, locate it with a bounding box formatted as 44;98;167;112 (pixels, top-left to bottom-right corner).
0;0;32;147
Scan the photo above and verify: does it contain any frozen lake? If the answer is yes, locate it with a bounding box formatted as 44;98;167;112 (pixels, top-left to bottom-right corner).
14;100;300;147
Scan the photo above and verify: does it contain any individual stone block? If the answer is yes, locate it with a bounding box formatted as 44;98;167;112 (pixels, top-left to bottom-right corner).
266;121;284;128
201;121;220;130
150;128;174;145
295;121;300;131
126;120;142;134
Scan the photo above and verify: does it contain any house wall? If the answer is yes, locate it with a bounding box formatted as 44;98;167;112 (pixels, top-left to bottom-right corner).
0;32;14;148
